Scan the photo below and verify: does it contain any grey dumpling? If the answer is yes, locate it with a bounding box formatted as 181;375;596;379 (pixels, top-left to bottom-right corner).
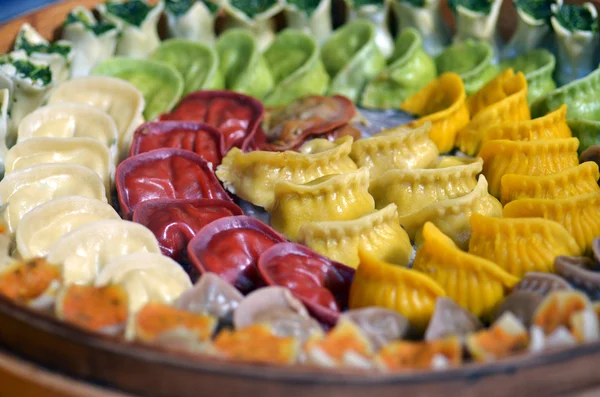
341;307;409;350
495;291;544;328
424;297;483;341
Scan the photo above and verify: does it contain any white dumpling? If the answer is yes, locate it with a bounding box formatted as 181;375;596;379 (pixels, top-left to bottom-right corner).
0;164;107;234
47;219;161;285
165;1;217;43
47;76;145;161
16;196;120;259
0;89;8;174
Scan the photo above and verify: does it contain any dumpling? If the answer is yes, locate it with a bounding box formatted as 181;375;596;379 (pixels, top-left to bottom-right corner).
479;138;580;198
499;49;557;103
376;337;462;370
269;167;375;240
468;213;583;277
216;136;357;209
500;161;600;205
501;2;555;60
0;89;8;174
296;203;413;269
391;0;450;56
0;164;106;233
400;73;469;153
284;0;332;40
221;0;283;51
349;123;439;179
47;219;161;285
345;0;394;57
47;76;145;161
163;0;218;43
398;175;502;249
369;157;482;215
449;0;503;52
503;191;600;255
16;196;120;260
413;222;519;320
568;119;600;155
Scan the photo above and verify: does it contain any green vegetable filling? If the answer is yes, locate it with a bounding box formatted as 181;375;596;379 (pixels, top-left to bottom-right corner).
400;0;426;7
347;0;385;7
0;57;52;86
15;36;71;57
287;0;323;15
65;10;116;35
553;4;599;33
448;0;494;14
514;0;555;21
230;0;277;18
165;0;218;16
106;0;154;27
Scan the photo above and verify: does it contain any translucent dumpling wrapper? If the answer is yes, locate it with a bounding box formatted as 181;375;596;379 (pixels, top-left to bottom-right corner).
216;135;357;209
321;20;386;103
62;6;119;77
269;167;375;241
398;175;503;249
361;28;437;109
554;255;600;300
16;196;120;260
500;49;556;103
233;286;308;329
284;0;332;40
163;0;219;43
221;0;284;51
568;119;600;155
0;164;107;234
345;0;394;57
391;0;450;56
456;69;531;156
151;39;224;96
47;76;145;161
341;307;409;351
263;29;329;107
349;249;446;332
496;290;544;328
479;137;580;198
424;297;483;341
400;73;469;153
448;0;504;54
376;336;462;371
215;28;275;100
297;203;413;269
97;0;164;58
413;222;519;320
468;213;583;277
350;122;439;179
466;312;529;362
503;191;600;255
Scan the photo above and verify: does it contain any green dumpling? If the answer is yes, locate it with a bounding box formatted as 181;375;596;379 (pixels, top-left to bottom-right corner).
567;119;600;155
500;49;556;104
321;20;386;103
361;28;436;108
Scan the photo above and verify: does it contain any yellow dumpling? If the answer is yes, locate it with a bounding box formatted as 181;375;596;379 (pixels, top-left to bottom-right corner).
216;136;357;208
413;223;519;320
500;161;600;205
503;191;600;255
349;122;438;179
349;249;446;332
468;213;582;277
456;69;530;156
269;167;375;241
478;138;580;199
296;203;413;269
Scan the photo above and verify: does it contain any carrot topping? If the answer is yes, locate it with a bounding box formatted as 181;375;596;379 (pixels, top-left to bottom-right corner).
135;302;217;342
376;337;462;370
0;258;60;303
59;285;128;331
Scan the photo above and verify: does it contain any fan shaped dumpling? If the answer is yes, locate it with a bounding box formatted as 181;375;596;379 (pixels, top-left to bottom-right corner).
296;203;413;269
47;219;161;285
468;213;583;277
499;49;556;104
16;196;120;260
0;164;107;233
269;167;374;240
414;223;519;319
216;136;357;209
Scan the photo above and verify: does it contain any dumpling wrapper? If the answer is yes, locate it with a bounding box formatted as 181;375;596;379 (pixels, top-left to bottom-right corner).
500;0;555;60
0;89;8;174
345;0;395;57
164;0;219;43
449;0;504;52
392;0;450;56
500;49;556;104
221;0;283;51
568;119;600;155
284;0;332;40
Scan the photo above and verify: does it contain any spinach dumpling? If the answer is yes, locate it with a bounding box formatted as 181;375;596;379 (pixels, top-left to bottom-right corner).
221;0;283;51
501;0;556;59
500;49;556;103
392;0;450;56
163;0;219;43
345;0;394;57
284;0;332;41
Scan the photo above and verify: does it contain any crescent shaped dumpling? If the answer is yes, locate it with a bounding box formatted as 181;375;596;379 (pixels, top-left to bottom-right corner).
456;69;531;156
369;157;482;215
500;161;600;205
398;175;502;249
479;138;580;198
503;191;600;255
47;219;161;285
349;122;439;179
468;213;583;277
400;73;470;153
0;164;107;233
349;249;446;332
216;136;357;209
16;196;120;260
296;203;413;269
269;167;375;240
47;76;145;161
413;223;519;320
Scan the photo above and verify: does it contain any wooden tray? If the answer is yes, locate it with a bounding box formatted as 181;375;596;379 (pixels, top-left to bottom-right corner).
1;1;600;396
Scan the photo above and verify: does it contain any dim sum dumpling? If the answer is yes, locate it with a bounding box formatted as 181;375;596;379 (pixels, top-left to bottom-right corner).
0;89;8;174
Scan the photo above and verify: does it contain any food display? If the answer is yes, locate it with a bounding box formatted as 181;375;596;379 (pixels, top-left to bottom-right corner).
3;0;600;390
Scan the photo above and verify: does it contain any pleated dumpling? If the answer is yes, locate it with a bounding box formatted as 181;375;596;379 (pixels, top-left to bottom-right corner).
500;161;600;205
296;203;413;269
499;49;556;103
349;249;446;332
349;122;439;179
47;219;161;285
413;223;519;320
503;191;600;255
0;164;107;233
398;175;502;249
456;69;530;156
269;167;375;240
400;73;469;153
216;136;357;209
568;119;600;154
468;214;583;278
479;138;580;198
16;196;120;260
369;157;482;215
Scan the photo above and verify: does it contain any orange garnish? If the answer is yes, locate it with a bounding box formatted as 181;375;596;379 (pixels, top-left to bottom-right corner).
467;313;529;361
0;258;60;303
305;320;372;362
376;337;462;370
59;285;128;332
135;302;217;342
532;291;590;335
